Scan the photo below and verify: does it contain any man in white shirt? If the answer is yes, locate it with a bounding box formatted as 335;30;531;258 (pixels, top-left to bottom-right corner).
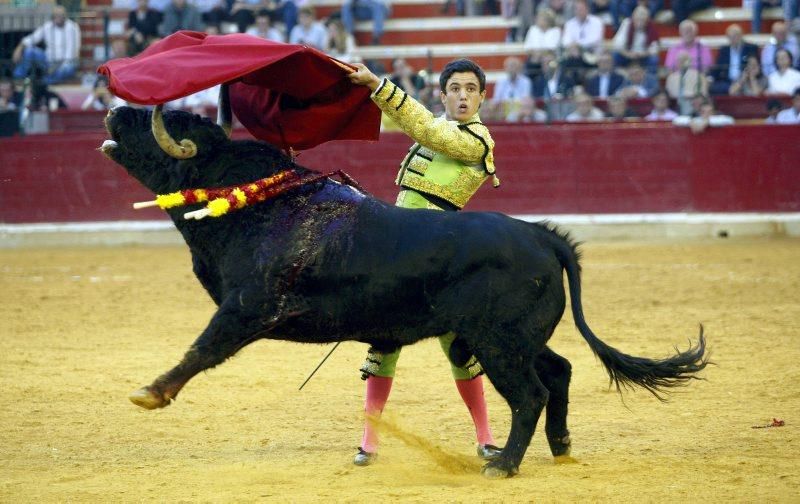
561;0;604;54
12;5;81;85
775;89;800;123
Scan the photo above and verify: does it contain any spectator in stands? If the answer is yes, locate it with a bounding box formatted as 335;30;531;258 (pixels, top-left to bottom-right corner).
764;97;784;122
193;0;229;32
273;0;300;37
774;88;800;122
110;38;129;60
666;51;709;114
448;0;500;15
493;56;533;103
709;24;759;95
246;10;284;42
584;52;625;98
324;19;358;63
0;79;23;111
664;20;712;73
590;0;611;19
618;61;660;98
289;7;326;50
230;0;266;33
728;55;768;96
605;95;638;119
751;0;798;34
24;78;68;112
767;48;800;94
566;92;605;120
560;42;596;86
612;5;659;74
562;0;605;54
505;0;537;42
523;8;562;65
644;90;679;120
143;0;172;11
127;0;163;56
230;0;299;34
342;0;391;45
532;50;576;99
537;0;575;27
609;0;663;29
671;0;712;25
673;96;734;133
81;76;126;111
760;22;800;76
491;56;533;120
507;96;548;122
12;5;81;86
159;0;204;36
389;58;426;100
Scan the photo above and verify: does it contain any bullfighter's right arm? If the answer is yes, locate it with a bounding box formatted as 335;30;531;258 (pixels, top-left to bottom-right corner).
369;78;493;166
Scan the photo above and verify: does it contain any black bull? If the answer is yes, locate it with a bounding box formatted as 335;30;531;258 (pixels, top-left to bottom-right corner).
102;106;708;478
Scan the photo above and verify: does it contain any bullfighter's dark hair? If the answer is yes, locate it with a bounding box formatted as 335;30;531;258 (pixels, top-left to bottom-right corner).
439;59;486;93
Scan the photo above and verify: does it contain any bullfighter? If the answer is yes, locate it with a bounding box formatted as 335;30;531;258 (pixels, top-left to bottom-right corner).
347;58;502;466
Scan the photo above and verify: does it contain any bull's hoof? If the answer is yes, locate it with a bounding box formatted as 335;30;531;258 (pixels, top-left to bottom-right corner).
481;459;519;479
129;386;171;410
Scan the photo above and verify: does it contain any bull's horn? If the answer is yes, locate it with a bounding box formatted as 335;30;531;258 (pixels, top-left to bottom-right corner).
151;104;197;159
217;83;232;138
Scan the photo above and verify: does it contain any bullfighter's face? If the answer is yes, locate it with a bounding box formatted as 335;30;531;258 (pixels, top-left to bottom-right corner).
440;71;485;123
100;106;229;194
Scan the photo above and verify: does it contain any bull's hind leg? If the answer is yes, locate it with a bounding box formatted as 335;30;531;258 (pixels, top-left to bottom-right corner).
476;350;549;478
129;292;263;409
535;346;574;462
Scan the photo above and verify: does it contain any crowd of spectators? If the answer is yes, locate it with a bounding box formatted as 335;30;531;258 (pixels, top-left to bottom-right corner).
3;0;800;133
483;1;800;125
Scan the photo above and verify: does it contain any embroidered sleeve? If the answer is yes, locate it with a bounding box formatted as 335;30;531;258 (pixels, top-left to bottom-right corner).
371;78;494;165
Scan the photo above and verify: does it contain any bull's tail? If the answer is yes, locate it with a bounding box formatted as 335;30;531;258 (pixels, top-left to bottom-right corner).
548;227;709;400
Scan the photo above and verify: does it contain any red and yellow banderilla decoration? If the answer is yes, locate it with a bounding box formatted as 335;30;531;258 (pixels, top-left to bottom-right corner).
133;170;299;220
133;169;364;220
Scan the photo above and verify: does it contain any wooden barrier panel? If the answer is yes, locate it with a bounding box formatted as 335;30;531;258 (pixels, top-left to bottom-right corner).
1;122;798;224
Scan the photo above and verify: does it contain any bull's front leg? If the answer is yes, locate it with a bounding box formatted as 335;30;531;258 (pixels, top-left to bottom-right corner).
129;290;265;409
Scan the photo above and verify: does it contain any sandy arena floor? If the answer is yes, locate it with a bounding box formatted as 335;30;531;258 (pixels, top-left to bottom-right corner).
1;238;798;502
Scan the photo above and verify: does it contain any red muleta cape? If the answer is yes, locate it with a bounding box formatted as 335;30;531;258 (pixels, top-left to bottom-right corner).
98;31;381;150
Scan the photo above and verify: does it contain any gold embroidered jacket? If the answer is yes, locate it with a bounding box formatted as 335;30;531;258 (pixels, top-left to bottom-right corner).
371;78;498;209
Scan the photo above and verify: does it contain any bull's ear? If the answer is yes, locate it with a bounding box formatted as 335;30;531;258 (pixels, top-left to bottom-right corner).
152;104;198;159
217;83;232;138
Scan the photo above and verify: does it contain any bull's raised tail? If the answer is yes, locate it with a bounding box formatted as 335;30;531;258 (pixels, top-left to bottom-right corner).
548;228;709;400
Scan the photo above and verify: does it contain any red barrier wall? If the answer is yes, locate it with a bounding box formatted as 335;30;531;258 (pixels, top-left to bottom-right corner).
1;123;798;224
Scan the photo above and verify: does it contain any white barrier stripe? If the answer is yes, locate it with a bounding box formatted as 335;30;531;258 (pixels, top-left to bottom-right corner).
2;213;800;234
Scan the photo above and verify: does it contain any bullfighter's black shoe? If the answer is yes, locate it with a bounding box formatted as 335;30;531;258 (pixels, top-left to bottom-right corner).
477;444;503;461
353;448;377;466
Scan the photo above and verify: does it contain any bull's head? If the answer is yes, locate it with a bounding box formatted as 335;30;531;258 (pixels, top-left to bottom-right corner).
101;104;293;196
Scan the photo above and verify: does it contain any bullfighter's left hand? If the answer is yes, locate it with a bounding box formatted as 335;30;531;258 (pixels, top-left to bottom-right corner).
347;63;382;92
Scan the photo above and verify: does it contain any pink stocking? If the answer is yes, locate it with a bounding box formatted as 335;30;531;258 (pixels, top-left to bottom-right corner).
455;375;495;446
360;375;393;453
